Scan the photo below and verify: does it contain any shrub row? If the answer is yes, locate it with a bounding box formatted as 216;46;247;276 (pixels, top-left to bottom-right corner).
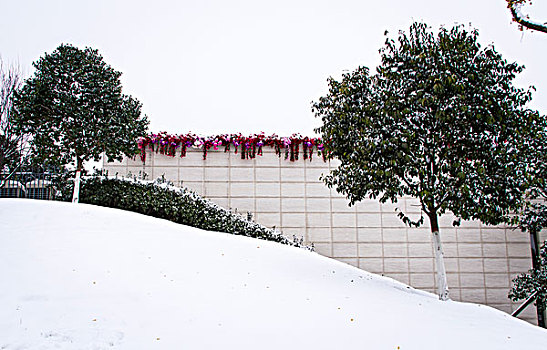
60;175;311;250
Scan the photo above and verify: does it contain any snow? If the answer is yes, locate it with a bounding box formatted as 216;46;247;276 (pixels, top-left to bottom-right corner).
513;3;547;29
0;199;546;349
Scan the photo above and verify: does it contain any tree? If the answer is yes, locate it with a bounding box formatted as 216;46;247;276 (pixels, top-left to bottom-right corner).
509;121;547;327
506;0;547;33
312;22;541;300
0;59;29;184
13;44;149;202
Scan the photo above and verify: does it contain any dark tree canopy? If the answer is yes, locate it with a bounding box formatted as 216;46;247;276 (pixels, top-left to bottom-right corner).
13;44;149;171
313;22;542;300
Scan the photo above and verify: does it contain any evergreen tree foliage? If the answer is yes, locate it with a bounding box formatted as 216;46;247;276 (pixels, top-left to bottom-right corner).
312;22;542;300
13;44;149;180
512;125;547;326
510;240;547;311
0;134;21;173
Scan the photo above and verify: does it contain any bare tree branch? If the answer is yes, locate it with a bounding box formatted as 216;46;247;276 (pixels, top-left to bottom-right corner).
0;58;30;186
507;0;547;33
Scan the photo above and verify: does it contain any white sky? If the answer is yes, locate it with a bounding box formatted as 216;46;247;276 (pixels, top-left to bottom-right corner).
2;0;546;136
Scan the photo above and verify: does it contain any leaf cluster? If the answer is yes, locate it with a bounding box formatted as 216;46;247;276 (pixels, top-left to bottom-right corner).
509;240;547;309
313;22;542;227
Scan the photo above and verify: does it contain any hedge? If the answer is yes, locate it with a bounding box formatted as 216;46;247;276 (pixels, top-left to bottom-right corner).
59;175;311;250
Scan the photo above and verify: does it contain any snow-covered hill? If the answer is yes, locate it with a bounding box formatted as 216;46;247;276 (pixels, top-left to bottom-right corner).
0;199;545;349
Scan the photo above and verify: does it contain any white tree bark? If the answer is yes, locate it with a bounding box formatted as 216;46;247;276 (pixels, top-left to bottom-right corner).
433;229;450;301
72;169;81;203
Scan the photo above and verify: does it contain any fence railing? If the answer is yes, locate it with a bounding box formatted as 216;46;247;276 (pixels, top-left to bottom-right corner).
0;170;58;200
511;291;538;318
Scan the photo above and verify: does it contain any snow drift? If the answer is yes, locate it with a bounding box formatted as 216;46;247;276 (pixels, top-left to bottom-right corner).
0;199;545;349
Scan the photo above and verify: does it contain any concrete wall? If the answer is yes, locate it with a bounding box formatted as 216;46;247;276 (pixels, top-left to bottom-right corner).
104;147;546;324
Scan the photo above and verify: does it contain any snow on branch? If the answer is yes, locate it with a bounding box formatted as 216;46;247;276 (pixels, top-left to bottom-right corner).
507;0;547;33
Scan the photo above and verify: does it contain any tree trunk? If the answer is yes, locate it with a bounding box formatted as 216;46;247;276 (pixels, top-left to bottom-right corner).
529;231;546;328
429;212;450;300
72;157;83;203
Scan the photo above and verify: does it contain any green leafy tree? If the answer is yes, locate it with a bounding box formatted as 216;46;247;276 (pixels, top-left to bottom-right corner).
510;123;547;327
313;22;541;300
13;44;149;202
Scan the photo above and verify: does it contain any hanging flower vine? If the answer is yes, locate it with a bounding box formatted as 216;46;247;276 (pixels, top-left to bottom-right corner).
137;132;327;163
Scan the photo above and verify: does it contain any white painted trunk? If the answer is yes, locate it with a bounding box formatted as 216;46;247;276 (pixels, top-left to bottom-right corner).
433;230;450;301
72;169;81;203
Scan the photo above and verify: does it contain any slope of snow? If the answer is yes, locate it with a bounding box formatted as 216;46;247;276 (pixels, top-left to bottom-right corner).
0;199;545;349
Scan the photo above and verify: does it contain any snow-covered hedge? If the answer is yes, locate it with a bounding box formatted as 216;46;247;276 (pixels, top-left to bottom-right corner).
63;176;311;249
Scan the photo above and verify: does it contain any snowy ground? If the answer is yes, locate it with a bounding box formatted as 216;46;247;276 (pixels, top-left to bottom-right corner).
0;199;546;349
